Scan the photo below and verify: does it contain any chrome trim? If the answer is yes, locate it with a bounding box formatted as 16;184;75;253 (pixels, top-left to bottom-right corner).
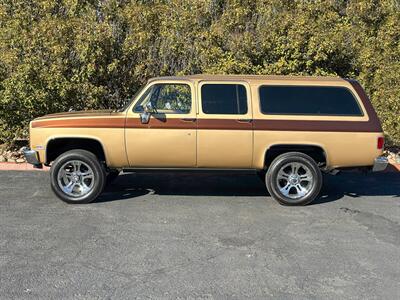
140;111;151;124
122;168;257;173
372;156;388;172
22;147;41;167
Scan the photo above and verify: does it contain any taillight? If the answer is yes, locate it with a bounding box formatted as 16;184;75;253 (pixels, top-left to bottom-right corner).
377;137;384;150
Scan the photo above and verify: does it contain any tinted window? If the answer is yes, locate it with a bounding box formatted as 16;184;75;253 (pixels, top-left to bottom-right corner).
134;83;191;114
259;86;362;116
201;84;248;114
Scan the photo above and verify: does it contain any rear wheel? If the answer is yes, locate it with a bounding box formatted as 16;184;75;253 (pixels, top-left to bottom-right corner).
50;150;106;204
265;152;322;206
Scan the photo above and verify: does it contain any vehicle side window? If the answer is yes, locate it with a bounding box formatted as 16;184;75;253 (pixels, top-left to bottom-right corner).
201;84;248;115
134;83;191;114
259;85;363;116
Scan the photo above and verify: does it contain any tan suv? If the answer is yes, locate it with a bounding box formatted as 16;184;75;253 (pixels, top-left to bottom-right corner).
23;75;388;205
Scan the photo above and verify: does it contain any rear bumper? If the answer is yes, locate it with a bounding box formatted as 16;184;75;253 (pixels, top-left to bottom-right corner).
22;147;42;168
372;156;388;172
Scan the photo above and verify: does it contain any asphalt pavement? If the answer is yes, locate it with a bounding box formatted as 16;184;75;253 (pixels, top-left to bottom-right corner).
1;170;399;299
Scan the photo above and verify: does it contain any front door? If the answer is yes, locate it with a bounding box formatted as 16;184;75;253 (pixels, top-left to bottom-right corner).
125;81;197;167
196;81;253;168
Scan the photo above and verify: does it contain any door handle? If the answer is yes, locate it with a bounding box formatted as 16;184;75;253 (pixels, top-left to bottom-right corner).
181;118;196;122
237;119;252;123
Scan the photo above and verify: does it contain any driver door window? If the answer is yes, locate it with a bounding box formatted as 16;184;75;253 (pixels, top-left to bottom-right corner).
134;84;192;114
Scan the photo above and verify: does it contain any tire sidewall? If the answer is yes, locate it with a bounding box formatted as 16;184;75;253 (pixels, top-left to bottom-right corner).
266;153;322;206
50;150;105;204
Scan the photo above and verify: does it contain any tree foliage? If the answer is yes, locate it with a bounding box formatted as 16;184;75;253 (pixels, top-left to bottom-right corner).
0;0;399;144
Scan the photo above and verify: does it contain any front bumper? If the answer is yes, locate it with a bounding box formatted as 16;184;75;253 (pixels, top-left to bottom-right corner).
372;156;388;172
22;147;42;168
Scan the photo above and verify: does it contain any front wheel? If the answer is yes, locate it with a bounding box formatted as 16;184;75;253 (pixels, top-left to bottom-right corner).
50;150;106;204
265;152;322;206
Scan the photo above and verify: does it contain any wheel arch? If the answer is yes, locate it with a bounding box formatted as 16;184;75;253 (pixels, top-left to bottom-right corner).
45;135;108;165
262;143;329;170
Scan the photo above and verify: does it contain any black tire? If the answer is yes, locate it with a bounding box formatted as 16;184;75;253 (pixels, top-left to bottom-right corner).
265;152;322;206
106;170;120;185
50;149;106;204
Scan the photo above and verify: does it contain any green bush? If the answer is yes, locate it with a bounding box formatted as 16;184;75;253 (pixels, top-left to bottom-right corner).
0;0;399;144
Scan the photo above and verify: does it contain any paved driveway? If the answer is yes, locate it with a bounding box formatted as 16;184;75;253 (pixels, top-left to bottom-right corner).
1;170;399;299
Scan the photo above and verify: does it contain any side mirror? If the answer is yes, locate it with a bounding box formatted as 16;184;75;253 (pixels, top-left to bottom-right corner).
144;101;154;113
138;101;156;124
140;111;151;124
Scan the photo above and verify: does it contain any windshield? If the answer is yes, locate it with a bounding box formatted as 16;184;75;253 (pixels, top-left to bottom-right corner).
116;84;146;112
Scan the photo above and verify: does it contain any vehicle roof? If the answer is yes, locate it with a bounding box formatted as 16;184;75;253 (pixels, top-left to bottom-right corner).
148;74;349;83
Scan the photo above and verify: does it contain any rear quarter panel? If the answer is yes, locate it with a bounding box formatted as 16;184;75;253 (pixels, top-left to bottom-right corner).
250;79;383;169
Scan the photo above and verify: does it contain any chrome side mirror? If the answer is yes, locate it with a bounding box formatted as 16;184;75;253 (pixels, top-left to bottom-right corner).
144;101;155;113
140;111;151;124
139;101;156;124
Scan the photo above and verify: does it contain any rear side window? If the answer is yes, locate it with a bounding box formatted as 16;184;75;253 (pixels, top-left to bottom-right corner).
201;84;248;115
259;86;363;116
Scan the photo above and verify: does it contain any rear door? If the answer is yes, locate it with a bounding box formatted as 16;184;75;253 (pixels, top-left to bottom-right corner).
196;81;253;168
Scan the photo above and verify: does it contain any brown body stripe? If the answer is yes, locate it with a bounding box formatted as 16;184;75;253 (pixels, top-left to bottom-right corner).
253;120;379;132
31;80;382;133
346;80;382;132
32;118;126;128
197;119;253;130
32;117;382;132
126;117;197;129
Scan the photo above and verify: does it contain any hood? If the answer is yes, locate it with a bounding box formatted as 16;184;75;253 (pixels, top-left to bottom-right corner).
34;109;118;120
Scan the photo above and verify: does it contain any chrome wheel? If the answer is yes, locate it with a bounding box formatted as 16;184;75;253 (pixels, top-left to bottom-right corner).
276;162;314;200
57;160;95;198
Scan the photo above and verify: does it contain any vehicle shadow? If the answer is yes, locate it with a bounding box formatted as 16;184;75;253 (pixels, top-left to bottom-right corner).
313;171;400;205
96;172;267;203
96;171;400;204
